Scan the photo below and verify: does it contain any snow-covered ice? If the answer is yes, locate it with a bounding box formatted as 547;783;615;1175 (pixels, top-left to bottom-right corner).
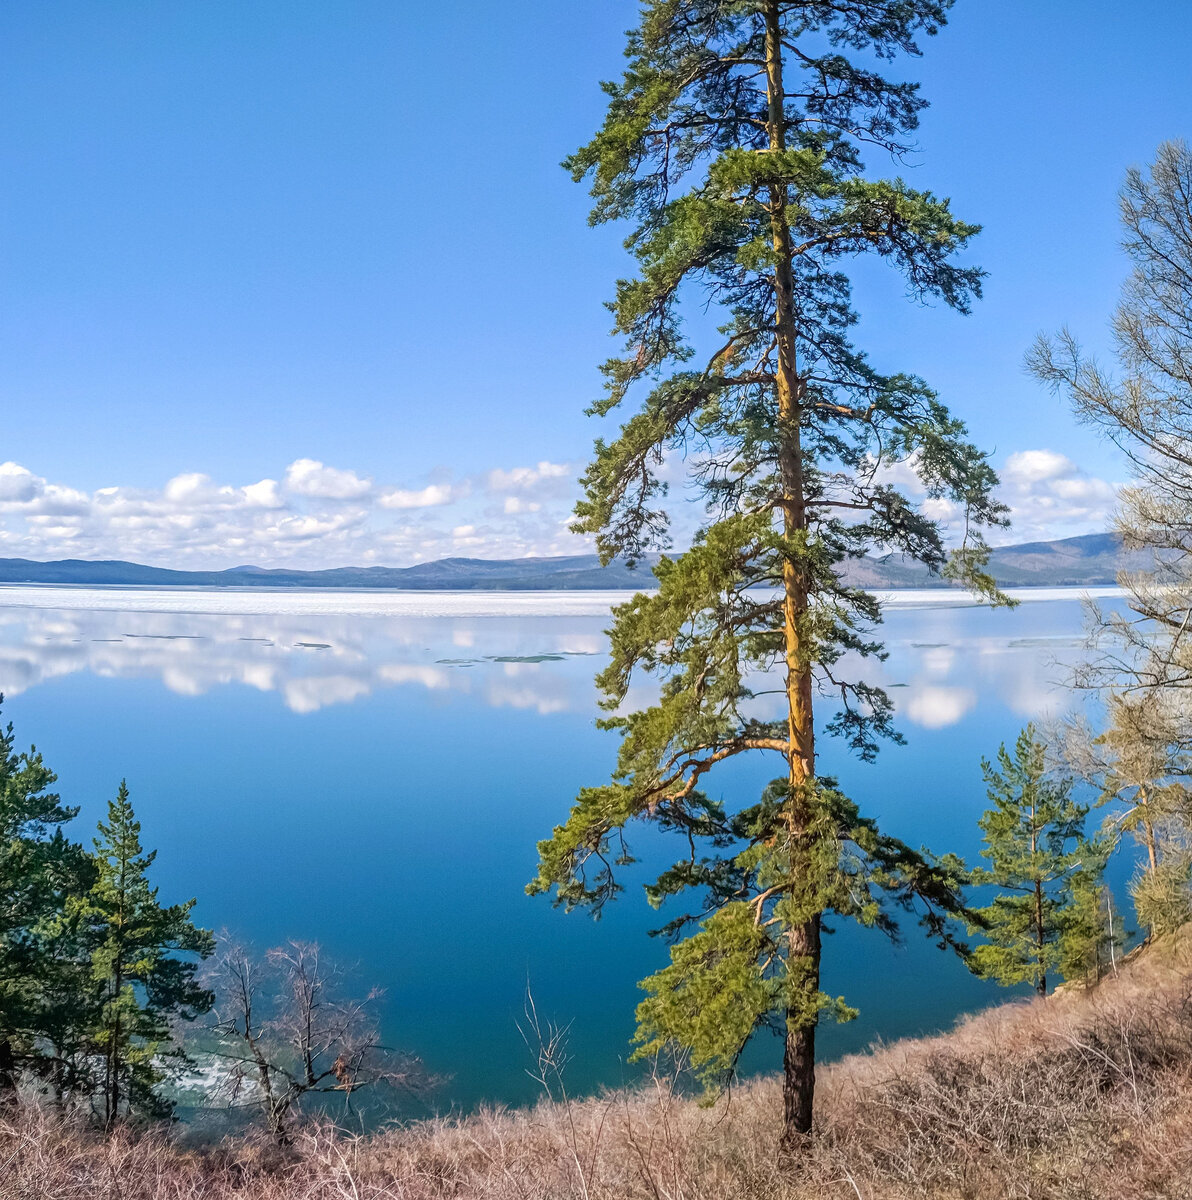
0;583;1124;619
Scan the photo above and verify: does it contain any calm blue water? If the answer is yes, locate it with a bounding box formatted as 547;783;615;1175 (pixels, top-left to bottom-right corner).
0;585;1129;1113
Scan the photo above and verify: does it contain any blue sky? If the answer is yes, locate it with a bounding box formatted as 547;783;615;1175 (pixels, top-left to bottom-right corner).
1;1;1189;568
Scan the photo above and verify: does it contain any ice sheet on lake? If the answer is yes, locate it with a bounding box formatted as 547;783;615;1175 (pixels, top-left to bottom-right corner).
0;585;634;618
875;587;1124;609
0;584;1125;619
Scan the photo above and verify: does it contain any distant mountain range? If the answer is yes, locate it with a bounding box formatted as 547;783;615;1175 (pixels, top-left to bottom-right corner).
837;532;1141;589
0;533;1139;592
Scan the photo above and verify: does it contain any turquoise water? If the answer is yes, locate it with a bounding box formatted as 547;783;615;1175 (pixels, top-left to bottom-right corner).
0;586;1129;1114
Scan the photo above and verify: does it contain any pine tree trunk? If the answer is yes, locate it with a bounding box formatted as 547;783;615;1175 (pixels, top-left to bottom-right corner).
763;0;819;1146
782;915;821;1139
107;968;122;1129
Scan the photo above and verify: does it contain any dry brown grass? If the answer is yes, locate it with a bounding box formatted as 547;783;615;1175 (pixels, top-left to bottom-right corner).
5;932;1192;1200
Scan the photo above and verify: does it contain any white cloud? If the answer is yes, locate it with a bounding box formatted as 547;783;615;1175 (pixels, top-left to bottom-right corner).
503;496;540;514
378;483;454;509
486;461;571;492
451;523;485;548
271;510;368;541
242;479;284;508
0;457;591;570
997;450;1118;543
284;458;373;500
34;523;82;539
0;444;1112;573
0;462;41;503
871;448;1118;545
0;462;89;516
163;473;215;503
1002;449;1072;485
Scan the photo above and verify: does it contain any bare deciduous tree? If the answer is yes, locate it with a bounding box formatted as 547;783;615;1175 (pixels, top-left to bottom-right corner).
1030;140;1192;931
204;937;425;1142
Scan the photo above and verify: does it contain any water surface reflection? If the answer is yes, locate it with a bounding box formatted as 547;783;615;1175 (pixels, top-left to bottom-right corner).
0;585;1122;1111
0;587;1104;728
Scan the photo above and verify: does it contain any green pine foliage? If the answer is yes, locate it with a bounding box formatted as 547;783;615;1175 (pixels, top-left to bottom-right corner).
1059;865;1122;988
0;697;91;1094
969;726;1106;995
530;0;1007;1140
36;885;102;1106
86;781;214;1125
1131;850;1192;939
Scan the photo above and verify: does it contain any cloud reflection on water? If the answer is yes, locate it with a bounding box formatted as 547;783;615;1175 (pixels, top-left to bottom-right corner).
0;595;1094;725
0;603;598;716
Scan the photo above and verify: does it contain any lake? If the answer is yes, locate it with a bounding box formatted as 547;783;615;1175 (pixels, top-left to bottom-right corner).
0;584;1129;1115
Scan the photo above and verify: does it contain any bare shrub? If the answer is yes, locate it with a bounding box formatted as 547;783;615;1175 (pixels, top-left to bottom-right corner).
203;936;428;1144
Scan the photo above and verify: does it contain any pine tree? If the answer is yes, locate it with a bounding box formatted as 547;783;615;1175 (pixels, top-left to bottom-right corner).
1057;862;1121;988
530;0;1007;1143
86;782;214;1126
0;697;90;1096
969;726;1101;996
36;891;102;1107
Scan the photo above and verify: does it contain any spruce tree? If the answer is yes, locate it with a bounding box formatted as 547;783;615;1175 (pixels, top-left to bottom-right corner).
969;726;1101;996
530;0;1007;1143
0;698;90;1096
86;782;213;1125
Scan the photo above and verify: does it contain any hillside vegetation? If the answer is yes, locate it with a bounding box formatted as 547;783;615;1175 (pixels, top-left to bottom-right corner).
3;927;1190;1200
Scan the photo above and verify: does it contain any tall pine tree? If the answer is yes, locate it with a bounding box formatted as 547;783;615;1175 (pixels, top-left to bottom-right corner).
530;0;1006;1143
87;782;213;1126
0;698;90;1097
968;726;1103;996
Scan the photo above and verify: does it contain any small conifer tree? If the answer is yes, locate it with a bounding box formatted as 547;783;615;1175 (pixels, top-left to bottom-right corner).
969;726;1101;995
86;782;214;1125
35;906;100;1105
1058;860;1120;987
